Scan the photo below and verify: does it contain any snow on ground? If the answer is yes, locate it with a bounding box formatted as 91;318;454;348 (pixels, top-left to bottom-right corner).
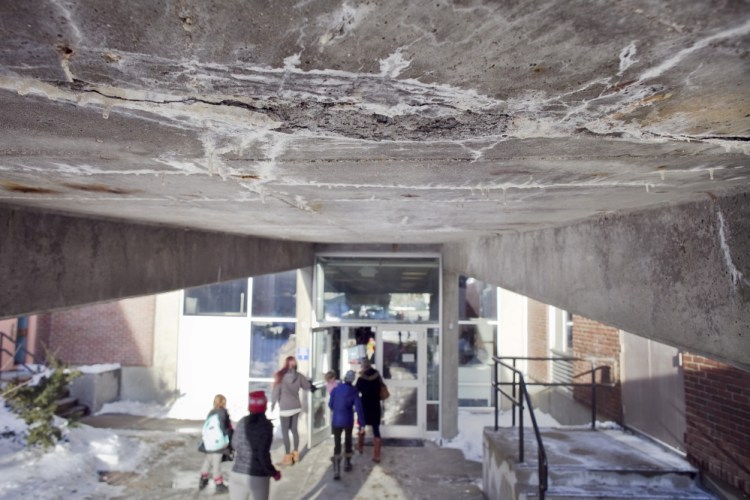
2;393;616;498
0;397;152;500
440;407;564;462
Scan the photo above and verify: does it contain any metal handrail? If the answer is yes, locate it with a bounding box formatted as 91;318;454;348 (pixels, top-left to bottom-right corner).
493;356;548;500
495;356;612;429
0;330;44;376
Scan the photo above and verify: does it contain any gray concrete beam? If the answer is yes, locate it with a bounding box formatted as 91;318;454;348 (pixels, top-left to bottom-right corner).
0;205;314;319
443;193;750;370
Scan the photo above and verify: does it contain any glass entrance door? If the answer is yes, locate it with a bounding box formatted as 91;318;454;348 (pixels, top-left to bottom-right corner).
308;327;334;448
377;328;425;438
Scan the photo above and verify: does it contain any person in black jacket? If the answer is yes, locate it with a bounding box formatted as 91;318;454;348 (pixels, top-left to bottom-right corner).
229;391;281;500
355;358;385;463
198;394;233;494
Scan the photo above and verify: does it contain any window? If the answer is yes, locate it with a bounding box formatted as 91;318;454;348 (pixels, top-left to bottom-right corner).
249;322;296;378
458;275;498;407
183;278;248;316
316;257;440;323
251;271;297;318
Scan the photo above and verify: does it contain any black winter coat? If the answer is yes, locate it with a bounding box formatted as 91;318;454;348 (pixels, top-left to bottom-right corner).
355;367;383;426
231;413;277;477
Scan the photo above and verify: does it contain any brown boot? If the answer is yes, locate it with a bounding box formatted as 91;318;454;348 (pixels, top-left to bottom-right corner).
292;450;300;464
281;453;294;466
372;437;382;463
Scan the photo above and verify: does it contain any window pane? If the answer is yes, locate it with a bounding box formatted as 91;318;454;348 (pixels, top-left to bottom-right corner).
426;403;440;431
426;328;440;401
458;323;495;407
184;278;247;316
252;271;297;318
459;276;497;320
382;330;418;380
250;322;295;377
317;257;439;323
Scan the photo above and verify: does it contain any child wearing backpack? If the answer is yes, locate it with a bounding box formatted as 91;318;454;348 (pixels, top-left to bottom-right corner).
198;394;233;494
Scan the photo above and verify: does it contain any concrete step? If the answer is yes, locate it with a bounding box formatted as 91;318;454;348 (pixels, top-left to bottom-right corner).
524;482;716;499
57;403;89;419
516;464;699;490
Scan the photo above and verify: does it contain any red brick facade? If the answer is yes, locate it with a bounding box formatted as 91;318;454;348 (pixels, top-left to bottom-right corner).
527;299;549;383
570;315;623;423
683;353;750;494
46;296;156;366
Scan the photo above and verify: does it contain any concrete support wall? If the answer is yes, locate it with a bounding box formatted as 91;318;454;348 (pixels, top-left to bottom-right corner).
441;270;459;439
444;194;750;370
0;205;314;319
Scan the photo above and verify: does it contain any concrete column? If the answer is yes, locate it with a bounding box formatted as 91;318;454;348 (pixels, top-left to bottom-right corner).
441;269;460;439
444;193;750;370
0;205;314;319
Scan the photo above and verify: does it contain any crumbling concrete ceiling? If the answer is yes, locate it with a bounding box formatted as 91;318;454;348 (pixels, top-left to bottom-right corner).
0;1;748;243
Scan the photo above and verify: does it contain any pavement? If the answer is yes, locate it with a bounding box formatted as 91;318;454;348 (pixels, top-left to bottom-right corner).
81;414;485;499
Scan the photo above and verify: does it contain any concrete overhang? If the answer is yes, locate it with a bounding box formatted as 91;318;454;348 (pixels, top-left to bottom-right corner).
0;2;748;365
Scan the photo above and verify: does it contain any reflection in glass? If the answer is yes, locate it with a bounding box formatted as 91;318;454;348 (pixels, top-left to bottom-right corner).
252;271;297;317
382;386;418;426
426;328;440;401
459;276;497;320
381;330;418;381
311;329;332;432
249;322;295;377
316;257;440;323
184;278;248;316
426;403;440;431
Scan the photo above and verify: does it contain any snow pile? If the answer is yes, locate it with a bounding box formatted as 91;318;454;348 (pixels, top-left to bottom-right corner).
77;364;121;375
441;408;563;462
96;400;169;418
0;398;152;499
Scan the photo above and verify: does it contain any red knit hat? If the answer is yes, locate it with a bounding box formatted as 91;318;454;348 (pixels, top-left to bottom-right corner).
248;391;267;413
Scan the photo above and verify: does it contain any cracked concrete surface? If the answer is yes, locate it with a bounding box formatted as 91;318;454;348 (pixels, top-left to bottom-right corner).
0;1;749;366
1;1;748;242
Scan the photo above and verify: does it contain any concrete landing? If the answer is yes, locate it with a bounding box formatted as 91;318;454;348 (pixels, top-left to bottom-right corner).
82;414;485;499
483;427;715;500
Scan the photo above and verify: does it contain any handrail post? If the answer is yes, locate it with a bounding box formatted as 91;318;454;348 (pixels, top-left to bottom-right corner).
512;358;517;427
519;378;524;463
591;361;596;429
494;359;499;431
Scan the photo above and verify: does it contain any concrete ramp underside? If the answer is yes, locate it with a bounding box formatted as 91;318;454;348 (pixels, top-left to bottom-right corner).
483;427;715;499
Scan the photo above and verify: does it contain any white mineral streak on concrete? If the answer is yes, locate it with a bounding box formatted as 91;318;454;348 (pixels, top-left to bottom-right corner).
379;49;412;78
617;41;638;76
0;77;281;135
639;17;750;81
717;210;749;289
317;2;373;46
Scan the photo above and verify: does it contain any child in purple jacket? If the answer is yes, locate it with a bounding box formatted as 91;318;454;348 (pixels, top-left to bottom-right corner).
328;370;365;479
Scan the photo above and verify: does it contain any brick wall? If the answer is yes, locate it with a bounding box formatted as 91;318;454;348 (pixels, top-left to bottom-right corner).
683;353;750;494
48;296;156;366
527;299;549;382
571;315;622;423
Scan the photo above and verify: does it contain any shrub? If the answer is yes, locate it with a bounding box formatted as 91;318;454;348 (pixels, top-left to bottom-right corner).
4;354;81;449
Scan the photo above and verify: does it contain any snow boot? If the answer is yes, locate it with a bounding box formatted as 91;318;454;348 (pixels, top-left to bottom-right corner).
215;482;229;494
280;453;295;466
332;455;342;480
344;453;353;472
292;449;300;464
372;437;382;463
198;474;209;490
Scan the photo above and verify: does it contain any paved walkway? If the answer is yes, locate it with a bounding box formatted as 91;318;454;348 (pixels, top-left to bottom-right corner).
82;414;485;499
